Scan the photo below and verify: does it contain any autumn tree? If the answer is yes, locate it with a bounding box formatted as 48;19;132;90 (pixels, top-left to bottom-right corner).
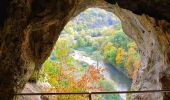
115;48;125;65
103;42;117;65
125;42;141;78
40;37;105;100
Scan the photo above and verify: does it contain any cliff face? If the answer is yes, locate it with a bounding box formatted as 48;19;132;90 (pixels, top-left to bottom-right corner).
119;11;170;100
0;0;169;100
0;0;77;99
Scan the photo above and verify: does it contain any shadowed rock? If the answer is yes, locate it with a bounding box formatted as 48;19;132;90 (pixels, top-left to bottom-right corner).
0;0;169;99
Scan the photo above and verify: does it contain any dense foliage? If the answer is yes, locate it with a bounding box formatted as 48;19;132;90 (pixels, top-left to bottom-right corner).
63;8;141;78
40;38;120;100
39;8;141;100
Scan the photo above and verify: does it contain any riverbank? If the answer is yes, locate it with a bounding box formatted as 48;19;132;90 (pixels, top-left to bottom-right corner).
72;50;132;100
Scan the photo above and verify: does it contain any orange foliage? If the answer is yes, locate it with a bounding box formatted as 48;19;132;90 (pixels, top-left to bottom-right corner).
44;65;104;100
77;65;104;91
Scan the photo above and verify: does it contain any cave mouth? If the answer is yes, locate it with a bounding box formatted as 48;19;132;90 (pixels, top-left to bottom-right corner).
37;8;141;100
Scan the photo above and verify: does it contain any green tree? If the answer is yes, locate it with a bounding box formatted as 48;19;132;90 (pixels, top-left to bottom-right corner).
110;32;131;50
92;51;103;66
76;37;86;48
92;41;99;50
103;42;117;65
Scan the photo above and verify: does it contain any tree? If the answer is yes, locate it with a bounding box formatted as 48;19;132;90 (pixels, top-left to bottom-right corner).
125;46;141;78
103;42;117;65
132;59;141;80
76;37;86;48
40;38;105;100
110;32;131;50
92;41;99;50
115;48;125;65
92;51;103;66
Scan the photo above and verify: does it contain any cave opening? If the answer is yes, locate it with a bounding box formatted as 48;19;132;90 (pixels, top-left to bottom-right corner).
27;8;141;100
0;0;169;100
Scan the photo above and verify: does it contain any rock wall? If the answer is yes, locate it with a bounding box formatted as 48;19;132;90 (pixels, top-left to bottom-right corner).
104;0;170;22
0;0;169;100
0;0;78;99
117;10;170;100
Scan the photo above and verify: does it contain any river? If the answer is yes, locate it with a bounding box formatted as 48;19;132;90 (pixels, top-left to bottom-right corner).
72;50;132;100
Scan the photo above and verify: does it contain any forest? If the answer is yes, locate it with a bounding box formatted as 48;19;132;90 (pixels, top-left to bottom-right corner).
38;8;141;100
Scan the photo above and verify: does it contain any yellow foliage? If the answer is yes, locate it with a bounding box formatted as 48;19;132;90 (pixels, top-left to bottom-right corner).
128;42;137;49
134;60;141;70
103;42;115;51
125;55;134;77
115;48;125;64
125;47;141;78
132;60;141;80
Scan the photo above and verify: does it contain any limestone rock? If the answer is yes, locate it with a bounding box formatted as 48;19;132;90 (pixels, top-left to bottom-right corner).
0;0;169;100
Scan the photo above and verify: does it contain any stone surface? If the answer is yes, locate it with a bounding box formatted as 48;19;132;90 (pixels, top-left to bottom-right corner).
118;11;170;100
21;83;41;100
21;82;50;100
105;0;170;22
0;0;169;100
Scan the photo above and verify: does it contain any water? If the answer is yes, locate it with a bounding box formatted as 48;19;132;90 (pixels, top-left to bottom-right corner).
73;50;132;100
